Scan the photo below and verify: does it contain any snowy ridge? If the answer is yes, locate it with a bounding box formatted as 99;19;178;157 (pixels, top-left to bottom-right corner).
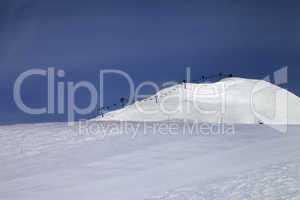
1;78;300;200
94;78;300;124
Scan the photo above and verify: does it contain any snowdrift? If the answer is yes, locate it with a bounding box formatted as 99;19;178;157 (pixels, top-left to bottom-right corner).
94;78;300;124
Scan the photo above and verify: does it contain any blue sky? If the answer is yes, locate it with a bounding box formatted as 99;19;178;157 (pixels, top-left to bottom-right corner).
0;0;300;124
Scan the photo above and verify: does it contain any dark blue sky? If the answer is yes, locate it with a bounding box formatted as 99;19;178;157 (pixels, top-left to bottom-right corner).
0;0;300;124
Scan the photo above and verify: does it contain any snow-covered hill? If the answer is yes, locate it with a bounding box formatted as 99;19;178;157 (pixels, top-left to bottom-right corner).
94;78;300;124
1;78;300;199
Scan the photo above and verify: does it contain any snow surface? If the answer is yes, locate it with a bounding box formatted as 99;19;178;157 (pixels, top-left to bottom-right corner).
94;78;300;124
1;122;300;200
1;77;300;199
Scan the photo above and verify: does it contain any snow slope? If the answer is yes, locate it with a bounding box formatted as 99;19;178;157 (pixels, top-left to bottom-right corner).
1;78;300;199
94;78;300;124
0;122;300;200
